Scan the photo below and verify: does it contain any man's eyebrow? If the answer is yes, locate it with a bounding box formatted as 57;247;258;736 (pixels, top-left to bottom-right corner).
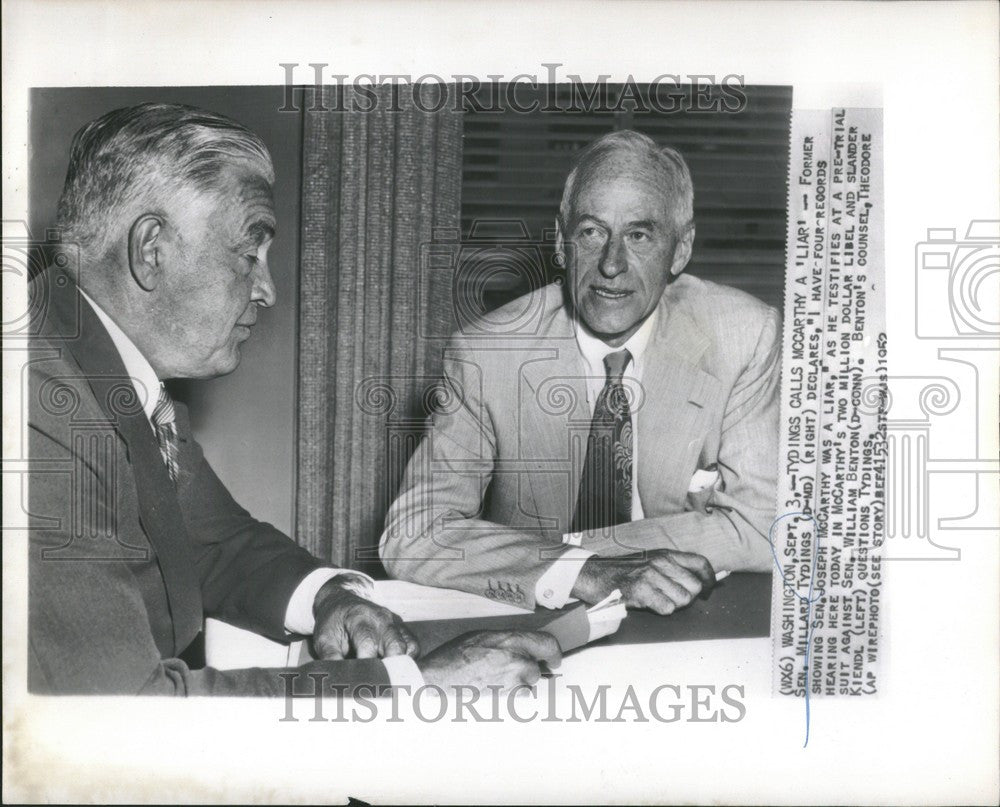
570;216;659;231
572;214;609;228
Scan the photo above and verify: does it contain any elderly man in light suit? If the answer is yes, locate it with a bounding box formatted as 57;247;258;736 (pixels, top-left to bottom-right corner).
381;130;780;615
28;102;559;695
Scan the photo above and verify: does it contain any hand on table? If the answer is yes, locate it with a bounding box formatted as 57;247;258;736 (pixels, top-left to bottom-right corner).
418;630;562;690
570;549;716;615
312;577;419;660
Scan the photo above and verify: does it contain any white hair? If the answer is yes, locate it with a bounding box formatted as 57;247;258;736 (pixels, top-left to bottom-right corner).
559;129;694;234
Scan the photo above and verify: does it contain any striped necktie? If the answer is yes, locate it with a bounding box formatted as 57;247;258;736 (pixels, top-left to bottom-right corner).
151;385;180;484
571;348;633;532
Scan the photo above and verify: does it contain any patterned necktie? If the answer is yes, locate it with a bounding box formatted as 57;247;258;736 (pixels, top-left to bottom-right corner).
151;385;180;484
571;348;633;532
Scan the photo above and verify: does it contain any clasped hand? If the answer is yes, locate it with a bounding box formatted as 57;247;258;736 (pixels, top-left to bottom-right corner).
312;578;419;660
311;578;562;690
571;548;716;614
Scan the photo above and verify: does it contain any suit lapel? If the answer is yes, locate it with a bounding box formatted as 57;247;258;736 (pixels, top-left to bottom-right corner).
517;305;590;535
44;270;203;655
636;286;721;509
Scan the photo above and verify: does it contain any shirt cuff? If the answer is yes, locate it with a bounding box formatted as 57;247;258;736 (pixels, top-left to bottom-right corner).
382;655;425;689
535;546;594;609
284;568;375;635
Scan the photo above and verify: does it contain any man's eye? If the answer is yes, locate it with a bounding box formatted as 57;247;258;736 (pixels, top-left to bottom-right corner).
577;226;605;241
628;231;650;243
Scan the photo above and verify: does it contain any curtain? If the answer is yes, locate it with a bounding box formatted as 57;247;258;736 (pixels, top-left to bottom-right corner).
296;85;463;570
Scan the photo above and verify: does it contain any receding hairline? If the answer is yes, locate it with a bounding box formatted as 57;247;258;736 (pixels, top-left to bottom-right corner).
565;151;683;222
558;131;695;234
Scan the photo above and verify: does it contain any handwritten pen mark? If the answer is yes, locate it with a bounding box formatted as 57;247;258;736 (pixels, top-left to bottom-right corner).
767;511;825;749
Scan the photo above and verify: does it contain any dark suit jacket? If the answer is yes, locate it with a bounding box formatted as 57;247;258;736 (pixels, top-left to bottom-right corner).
381;276;781;607
27;269;388;695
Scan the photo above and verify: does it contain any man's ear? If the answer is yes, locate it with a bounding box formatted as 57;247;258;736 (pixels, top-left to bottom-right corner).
669;223;696;277
554;218;565;268
128;215;164;291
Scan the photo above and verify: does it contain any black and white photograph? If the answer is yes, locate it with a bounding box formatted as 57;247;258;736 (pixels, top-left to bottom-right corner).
23;81;790;697
3;2;998;804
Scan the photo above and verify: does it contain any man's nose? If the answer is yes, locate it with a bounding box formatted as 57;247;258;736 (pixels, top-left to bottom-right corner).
599;234;628;279
252;261;277;308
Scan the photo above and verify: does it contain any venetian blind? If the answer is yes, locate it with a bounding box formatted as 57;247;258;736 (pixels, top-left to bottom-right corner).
461;84;792;312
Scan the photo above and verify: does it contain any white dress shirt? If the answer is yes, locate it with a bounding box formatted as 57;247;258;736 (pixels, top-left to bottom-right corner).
534;309;658;609
79;290;422;687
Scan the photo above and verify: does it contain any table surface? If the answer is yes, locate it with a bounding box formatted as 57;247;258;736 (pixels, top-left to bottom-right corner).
207;573;773;671
407;572;773;656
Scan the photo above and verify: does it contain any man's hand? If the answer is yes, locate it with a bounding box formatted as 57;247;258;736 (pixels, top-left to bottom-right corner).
312;578;418;661
571;549;715;615
418;631;562;691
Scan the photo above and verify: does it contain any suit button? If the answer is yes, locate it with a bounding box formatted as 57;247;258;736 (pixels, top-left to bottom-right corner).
543;589;554;600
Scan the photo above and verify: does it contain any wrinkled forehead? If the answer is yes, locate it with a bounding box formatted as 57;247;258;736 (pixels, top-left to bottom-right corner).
210;159;274;202
214;159;274;205
186;160;276;242
569;152;676;220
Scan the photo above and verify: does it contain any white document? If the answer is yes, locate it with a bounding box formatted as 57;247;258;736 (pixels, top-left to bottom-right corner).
368;579;532;622
585;589;628;643
206;579;533;670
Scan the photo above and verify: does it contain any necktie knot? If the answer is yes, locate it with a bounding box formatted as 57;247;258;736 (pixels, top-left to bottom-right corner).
603;349;632;384
152;385;176;429
151;385;180;484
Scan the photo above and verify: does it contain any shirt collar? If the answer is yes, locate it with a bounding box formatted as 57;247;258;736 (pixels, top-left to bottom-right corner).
573;307;659;379
79;288;161;421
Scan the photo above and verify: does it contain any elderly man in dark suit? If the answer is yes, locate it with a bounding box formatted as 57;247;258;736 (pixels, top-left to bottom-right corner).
28;102;558;695
382;130;780;615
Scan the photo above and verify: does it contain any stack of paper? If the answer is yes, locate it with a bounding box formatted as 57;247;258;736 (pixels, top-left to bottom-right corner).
586;589;629;642
206;582;628;670
368;579;532;621
539;589;627;652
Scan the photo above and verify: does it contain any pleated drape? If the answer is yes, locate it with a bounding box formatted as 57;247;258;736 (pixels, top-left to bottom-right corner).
296;85;463;570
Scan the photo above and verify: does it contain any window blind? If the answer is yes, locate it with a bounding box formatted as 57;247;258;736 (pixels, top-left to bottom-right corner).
461;84;792;312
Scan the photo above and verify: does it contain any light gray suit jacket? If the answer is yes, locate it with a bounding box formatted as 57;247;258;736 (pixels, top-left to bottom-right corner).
380;275;781;608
